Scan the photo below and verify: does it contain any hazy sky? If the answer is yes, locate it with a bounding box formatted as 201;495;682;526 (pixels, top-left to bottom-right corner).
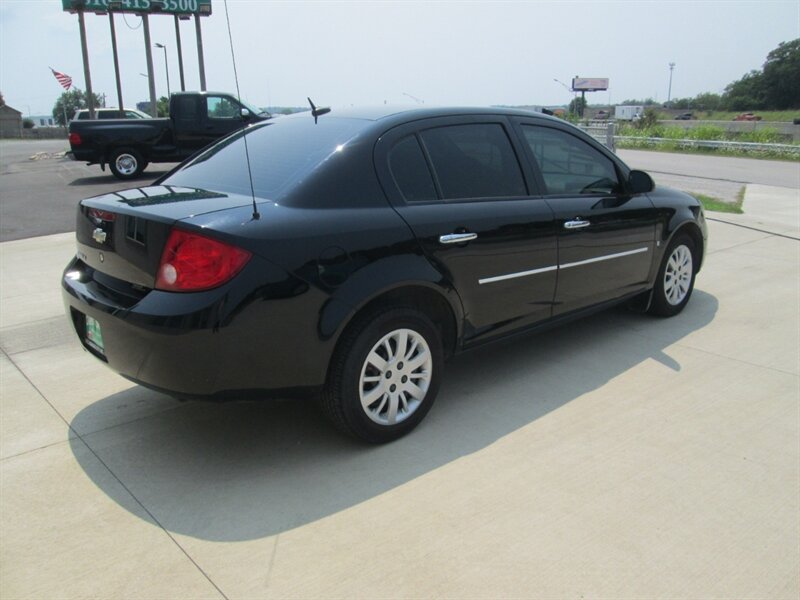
1;0;798;115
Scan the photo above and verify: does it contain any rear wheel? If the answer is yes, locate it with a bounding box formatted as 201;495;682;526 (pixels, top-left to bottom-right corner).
323;307;443;443
648;233;696;317
108;147;147;180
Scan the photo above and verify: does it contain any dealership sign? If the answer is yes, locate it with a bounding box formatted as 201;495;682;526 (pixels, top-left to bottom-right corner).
62;0;212;15
572;78;609;91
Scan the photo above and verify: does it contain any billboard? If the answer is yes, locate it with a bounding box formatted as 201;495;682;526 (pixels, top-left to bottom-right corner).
62;0;212;16
572;78;609;91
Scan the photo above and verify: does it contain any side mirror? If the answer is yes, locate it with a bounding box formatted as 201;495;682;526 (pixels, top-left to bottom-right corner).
240;108;251;120
628;170;654;194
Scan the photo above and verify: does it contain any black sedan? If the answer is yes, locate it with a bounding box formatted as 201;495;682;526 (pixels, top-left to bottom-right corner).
62;106;707;443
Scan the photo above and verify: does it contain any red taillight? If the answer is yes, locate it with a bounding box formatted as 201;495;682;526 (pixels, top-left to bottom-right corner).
88;208;116;222
69;132;82;145
155;229;252;292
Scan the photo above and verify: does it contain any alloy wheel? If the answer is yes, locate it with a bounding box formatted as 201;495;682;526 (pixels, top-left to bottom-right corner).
358;328;432;426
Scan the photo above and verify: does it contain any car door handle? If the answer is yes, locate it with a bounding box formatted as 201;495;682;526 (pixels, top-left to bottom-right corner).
439;232;478;245
564;219;591;230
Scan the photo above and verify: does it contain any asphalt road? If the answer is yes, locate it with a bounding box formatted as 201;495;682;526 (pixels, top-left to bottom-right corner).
1;139;797;242
617;148;800;189
0;139;177;242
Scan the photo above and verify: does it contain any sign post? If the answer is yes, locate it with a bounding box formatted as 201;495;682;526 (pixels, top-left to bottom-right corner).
62;0;212;113
108;12;124;112
77;9;95;118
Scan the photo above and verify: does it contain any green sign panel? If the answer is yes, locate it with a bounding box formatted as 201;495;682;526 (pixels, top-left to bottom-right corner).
62;0;212;16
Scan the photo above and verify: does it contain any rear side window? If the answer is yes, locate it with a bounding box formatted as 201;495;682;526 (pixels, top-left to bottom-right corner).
173;96;198;122
420;124;526;200
389;136;437;202
521;125;621;195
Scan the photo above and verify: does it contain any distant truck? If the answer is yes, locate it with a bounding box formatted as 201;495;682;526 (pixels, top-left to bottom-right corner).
614;105;645;121
68;91;271;180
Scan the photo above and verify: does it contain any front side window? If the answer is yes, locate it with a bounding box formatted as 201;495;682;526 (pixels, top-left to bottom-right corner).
521;125;621;196
206;96;240;119
420;124;526;200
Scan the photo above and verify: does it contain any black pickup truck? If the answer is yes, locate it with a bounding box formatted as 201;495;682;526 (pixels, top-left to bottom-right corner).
69;91;271;180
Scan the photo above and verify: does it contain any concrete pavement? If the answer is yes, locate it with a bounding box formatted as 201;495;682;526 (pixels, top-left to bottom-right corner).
0;187;798;598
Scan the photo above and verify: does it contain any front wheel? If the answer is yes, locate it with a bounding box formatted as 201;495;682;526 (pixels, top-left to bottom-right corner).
648;234;697;317
322;307;443;443
108;147;147;180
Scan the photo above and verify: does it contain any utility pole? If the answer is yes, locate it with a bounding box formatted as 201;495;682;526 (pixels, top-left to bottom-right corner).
667;62;676;108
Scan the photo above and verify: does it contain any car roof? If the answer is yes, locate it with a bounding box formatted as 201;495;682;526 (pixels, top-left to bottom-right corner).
281;105;563;127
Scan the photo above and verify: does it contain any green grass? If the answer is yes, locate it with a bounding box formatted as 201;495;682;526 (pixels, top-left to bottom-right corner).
658;110;800;122
615;125;800;161
693;189;745;214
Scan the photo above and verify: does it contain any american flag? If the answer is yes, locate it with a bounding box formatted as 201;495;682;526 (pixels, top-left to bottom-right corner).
50;68;72;91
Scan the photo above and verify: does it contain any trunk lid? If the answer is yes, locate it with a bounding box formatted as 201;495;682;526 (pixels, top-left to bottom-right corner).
76;185;257;288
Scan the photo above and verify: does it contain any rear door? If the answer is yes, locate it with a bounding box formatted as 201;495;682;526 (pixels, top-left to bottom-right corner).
375;116;557;344
513;120;658;315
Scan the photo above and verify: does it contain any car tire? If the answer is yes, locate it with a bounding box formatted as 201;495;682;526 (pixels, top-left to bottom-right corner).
648;233;697;317
108;147;147;180
322;307;443;443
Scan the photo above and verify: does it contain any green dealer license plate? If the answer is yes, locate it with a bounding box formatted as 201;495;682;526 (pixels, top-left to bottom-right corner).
85;316;105;353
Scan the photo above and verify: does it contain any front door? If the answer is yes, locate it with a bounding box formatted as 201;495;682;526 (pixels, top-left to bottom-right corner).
514;121;658;315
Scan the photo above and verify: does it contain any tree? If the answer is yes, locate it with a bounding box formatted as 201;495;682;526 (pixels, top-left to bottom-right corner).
52;89;104;126
691;92;721;112
620;97;658;106
634;107;660;130
669;97;691;110
568;96;586;116
720;38;799;110
720;70;765;111
0;91;5;107
157;96;170;117
760;38;800;109
22;118;34;129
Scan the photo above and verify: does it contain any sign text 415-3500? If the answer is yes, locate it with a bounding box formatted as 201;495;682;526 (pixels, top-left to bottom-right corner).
62;0;211;15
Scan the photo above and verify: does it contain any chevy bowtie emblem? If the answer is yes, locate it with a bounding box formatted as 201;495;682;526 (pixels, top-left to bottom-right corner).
92;228;107;244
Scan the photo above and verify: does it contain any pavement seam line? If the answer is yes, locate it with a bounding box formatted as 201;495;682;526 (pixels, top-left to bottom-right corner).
1;348;230;600
1;438;74;463
669;341;799;378
707;233;775;255
706;216;800;241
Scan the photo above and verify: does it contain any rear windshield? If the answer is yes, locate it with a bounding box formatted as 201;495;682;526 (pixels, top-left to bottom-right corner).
162;116;370;201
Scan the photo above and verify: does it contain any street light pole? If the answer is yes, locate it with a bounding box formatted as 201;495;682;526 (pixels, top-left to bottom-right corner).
554;78;576;115
667;62;676;108
155;43;171;98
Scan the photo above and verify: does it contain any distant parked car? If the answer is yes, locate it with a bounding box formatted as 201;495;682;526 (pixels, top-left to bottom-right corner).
674;113;694;120
733;112;762;121
74;108;152;120
595;110;610;120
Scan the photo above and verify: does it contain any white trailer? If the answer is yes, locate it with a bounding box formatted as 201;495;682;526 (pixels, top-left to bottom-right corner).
614;105;644;121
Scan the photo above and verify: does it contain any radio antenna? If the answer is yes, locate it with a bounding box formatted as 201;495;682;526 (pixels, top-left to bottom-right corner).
223;0;260;220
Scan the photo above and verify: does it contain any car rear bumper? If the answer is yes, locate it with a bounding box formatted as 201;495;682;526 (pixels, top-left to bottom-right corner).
61;256;330;400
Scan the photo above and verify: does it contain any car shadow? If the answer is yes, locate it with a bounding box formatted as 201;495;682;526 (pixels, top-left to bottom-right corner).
69;290;718;542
